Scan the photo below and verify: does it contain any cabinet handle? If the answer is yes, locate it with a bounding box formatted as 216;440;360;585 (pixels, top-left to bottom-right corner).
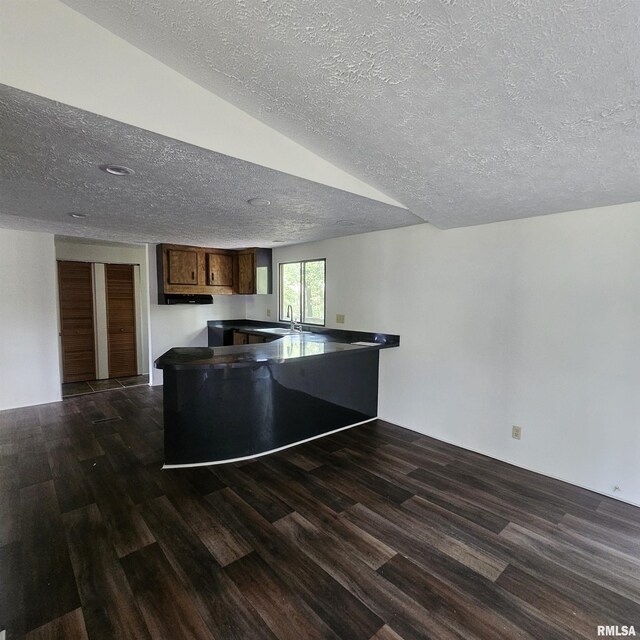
211;272;214;282
191;271;195;280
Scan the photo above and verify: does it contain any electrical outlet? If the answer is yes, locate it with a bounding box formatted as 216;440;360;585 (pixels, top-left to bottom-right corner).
336;314;345;324
266;308;271;317
512;425;522;440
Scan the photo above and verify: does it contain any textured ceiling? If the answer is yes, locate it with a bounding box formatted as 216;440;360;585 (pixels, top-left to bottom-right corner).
58;0;640;228
0;85;421;247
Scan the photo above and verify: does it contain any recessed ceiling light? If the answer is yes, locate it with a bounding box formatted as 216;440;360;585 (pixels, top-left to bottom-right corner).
248;197;271;207
99;164;134;176
69;212;88;219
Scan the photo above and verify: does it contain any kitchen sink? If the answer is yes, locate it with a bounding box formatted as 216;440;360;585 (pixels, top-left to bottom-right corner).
259;327;312;335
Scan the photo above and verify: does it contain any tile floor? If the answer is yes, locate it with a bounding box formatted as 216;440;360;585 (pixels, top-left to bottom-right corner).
61;374;150;398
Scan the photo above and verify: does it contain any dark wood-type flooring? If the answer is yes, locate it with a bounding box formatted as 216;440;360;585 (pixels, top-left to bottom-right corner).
61;374;150;398
1;385;639;639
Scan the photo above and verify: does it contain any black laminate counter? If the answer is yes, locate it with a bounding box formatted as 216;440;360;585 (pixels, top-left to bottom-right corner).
156;334;380;370
156;323;399;467
206;319;400;350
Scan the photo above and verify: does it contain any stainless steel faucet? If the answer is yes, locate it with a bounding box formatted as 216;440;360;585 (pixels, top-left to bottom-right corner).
286;305;302;333
286;304;295;332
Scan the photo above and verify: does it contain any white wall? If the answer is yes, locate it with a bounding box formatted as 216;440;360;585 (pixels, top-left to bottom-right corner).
55;237;150;376
0;229;61;409
246;202;640;506
0;234;246;406
0;0;401;208
146;245;247;386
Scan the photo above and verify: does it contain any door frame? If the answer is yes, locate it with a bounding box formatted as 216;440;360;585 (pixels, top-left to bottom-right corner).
56;259;145;381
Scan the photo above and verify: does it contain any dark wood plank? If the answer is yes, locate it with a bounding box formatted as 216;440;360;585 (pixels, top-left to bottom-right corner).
261;455;358;513
24;608;89;640
344;502;508;582
120;543;215;640
597;497;640;525
241;461;396;570
110;417;160;466
206;487;385;640
140;495;277;640
0;457;20;546
18;433;51;489
361;419;424;444
96;432;139;471
225;551;341;640
20;481;81;633
117;464;165;506
315;453;415;505
334;442;422;475
62;503;151;639
274;511;466;640
369;626;405;640
210;463;294;523
377;554;572;640
177;466;226;495
279;448;324;471
559;512;640;558
408;465;567;527
415;433;604;510
0;541;23;636
337;447;509;535
149;467;253;566
84;456;155;558
495;564;609;639
45;437;93;513
500;522;640;604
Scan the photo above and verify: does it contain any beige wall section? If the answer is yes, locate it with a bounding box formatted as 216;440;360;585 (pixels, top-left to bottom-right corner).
55;237;150;376
0;0;402;208
0;229;61;409
246;201;640;507
92;263;109;378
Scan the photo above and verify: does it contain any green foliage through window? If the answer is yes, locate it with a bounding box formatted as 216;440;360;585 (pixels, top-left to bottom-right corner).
279;259;325;326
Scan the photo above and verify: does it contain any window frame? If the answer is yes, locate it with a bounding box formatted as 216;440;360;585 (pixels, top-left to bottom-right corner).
278;258;326;326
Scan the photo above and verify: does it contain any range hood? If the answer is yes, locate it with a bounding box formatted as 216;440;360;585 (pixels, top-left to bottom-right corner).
160;293;214;305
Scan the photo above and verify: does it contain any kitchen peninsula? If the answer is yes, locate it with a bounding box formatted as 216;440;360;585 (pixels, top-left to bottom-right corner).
155;321;399;467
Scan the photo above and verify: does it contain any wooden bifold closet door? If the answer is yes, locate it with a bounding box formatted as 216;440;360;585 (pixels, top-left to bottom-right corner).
58;261;96;383
105;264;138;378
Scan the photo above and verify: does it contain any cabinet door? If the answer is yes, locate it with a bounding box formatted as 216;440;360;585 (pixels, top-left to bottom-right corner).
106;264;137;378
58;261;96;383
248;334;265;344
206;253;233;286
168;249;198;285
237;252;255;294
233;331;248;345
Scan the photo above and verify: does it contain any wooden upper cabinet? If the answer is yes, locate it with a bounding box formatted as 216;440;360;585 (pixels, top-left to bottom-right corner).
237;248;272;295
237;251;256;294
157;244;271;302
167;248;198;285
206;253;233;287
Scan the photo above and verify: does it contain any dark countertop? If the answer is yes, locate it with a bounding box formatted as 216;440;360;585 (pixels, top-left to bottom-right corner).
207;319;400;348
156;321;400;370
156;334;377;370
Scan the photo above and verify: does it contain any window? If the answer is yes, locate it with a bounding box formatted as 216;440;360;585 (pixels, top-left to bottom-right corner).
279;259;326;326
